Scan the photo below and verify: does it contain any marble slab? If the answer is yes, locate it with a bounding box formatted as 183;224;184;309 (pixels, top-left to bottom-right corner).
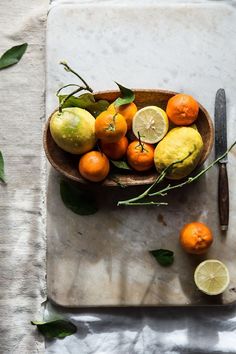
46;1;236;306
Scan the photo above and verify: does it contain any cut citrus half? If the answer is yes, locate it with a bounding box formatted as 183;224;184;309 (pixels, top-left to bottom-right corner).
194;260;230;296
132;106;169;144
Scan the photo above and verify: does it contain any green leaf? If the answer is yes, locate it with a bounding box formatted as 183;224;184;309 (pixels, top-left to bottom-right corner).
110;160;131;170
58;93;109;117
109;175;127;188
59;93;95;109
114;82;135;108
31;319;76;339
149;249;174;267
87;99;109;117
0;151;6;183
60;180;98;215
0;43;28;70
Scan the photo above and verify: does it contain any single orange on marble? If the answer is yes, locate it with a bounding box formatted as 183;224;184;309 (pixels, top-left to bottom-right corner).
180;222;213;254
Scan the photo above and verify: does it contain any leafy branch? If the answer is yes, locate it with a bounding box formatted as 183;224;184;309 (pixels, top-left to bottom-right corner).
117;141;236;206
58;61;93;112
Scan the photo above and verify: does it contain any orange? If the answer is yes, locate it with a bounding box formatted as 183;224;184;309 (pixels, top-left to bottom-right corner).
108;102;138;130
180;222;213;254
127;140;154;171
78;151;110;182
100;136;128;160
95;111;127;143
166;93;199;126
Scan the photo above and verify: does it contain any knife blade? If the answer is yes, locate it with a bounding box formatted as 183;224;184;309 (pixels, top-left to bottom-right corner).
214;88;229;231
215;89;227;162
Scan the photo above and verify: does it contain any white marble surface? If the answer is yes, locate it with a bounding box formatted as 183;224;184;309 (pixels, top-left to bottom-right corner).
46;0;236;307
45;0;236;353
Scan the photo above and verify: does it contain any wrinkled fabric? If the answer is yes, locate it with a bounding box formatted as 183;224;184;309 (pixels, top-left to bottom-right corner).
45;302;236;353
0;1;48;353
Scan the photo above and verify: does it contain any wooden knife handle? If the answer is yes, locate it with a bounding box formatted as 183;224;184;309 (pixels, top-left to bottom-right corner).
218;163;229;231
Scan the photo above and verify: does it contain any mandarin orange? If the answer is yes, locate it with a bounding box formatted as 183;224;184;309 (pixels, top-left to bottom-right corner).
100;136;128;160
78;151;110;182
95;111;127;143
127;140;154;171
180;222;213;254
108;102;138;130
166;93;199;126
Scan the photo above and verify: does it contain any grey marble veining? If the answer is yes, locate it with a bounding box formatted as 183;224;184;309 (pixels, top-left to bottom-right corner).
46;1;236;306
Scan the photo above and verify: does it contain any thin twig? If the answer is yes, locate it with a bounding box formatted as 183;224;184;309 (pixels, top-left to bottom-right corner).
117;152;192;206
56;84;82;96
149;141;236;197
119;202;168;206
60;61;93;93
117;141;236;206
59;87;84;112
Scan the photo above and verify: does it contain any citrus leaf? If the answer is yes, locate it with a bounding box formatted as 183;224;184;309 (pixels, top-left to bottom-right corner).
60;180;98;215
109;174;127;188
58;93;109;117
0;151;6;183
110;160;131;170
0;43;28;70
58;93;95;108
114;82;135;108
31;319;76;339
87;99;109;117
149;249;174;266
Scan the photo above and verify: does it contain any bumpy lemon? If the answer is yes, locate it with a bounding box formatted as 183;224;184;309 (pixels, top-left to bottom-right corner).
50;107;96;154
154;127;203;179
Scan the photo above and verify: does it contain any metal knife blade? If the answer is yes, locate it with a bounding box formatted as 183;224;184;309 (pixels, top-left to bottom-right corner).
215;88;227;163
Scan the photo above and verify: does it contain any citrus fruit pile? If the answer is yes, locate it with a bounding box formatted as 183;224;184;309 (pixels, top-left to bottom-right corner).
50;91;204;182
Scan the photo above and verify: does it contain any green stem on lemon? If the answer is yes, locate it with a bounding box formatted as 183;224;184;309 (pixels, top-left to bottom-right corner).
149;141;236;197
117;152;192;206
118;141;236;206
59;87;84;113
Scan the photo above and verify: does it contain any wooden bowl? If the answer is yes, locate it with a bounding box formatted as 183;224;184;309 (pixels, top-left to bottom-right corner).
44;89;214;187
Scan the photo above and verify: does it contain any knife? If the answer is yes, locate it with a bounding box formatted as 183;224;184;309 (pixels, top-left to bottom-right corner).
215;88;229;231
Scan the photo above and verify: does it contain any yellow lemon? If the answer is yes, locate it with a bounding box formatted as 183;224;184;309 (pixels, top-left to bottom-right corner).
154;127;203;179
50;107;96;154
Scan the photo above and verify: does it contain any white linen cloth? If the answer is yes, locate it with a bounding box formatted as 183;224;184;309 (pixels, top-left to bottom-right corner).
0;1;48;353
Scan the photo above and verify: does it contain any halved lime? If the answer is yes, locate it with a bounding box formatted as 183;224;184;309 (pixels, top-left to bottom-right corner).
132;106;169;144
194;260;230;295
